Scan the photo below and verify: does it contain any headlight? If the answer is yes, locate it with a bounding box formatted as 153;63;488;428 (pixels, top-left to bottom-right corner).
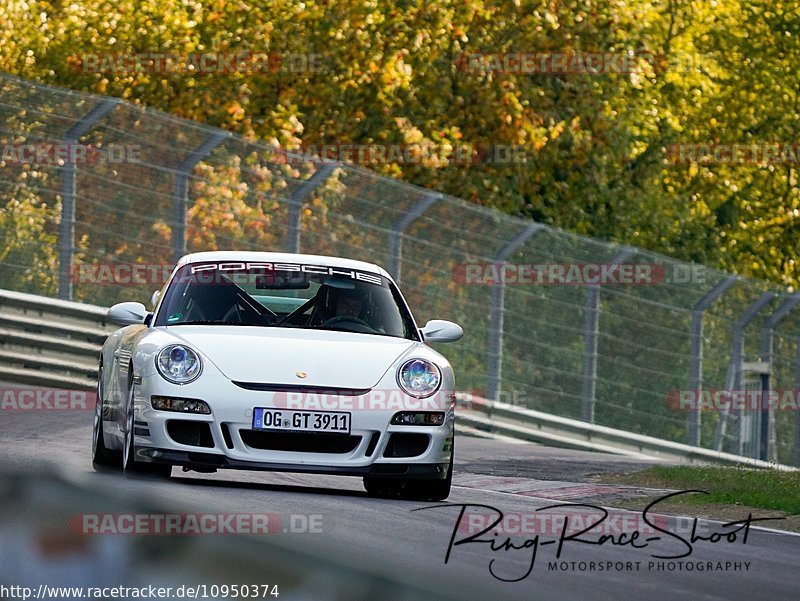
397;359;441;398
156;344;202;384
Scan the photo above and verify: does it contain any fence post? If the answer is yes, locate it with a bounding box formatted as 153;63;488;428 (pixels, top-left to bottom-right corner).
57;99;120;300
286;162;336;254
171;131;230;263
688;275;737;446
759;293;800;460
714;291;776;452
580;247;634;423
796;336;800;466
486;224;544;401
387;192;442;283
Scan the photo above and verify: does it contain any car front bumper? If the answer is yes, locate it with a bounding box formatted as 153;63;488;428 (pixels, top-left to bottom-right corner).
131;374;455;480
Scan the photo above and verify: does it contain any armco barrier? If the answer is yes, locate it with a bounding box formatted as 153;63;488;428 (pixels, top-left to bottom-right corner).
455;394;797;470
0;289;111;389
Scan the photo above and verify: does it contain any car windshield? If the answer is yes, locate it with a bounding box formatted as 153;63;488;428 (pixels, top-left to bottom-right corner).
153;261;419;340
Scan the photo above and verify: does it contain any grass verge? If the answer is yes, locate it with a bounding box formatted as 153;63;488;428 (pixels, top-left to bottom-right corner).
600;465;800;532
607;465;800;514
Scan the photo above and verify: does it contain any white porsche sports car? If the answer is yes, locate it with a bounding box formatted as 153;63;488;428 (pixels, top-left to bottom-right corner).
92;251;463;500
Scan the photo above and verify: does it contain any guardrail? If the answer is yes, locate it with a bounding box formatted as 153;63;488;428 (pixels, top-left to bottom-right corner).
455;394;797;470
1;288;794;470
0;289;112;389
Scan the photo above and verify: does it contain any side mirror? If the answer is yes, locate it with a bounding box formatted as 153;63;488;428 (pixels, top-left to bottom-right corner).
108;302;149;326
420;319;463;343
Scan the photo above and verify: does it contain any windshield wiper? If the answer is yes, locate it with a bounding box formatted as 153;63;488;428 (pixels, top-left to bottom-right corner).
167;320;267;326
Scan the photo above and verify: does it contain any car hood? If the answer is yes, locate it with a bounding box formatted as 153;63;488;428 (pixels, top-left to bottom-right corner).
165;326;417;388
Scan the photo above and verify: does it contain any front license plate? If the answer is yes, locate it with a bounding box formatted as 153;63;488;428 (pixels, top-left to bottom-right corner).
252;408;351;434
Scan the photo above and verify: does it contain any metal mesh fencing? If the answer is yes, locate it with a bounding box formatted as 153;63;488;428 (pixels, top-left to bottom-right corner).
1;72;799;464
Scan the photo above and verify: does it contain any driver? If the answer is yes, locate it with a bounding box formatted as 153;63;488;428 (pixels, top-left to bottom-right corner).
330;287;366;319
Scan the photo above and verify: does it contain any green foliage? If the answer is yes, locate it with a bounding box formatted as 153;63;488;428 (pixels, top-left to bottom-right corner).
1;0;797;288
0;171;58;295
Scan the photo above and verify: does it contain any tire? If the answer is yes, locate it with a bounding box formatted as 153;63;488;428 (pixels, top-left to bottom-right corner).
92;362;121;469
364;436;454;501
403;442;454;501
363;476;404;498
122;376;171;478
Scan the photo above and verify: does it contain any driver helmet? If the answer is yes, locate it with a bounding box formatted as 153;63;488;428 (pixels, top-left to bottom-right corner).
329;286;366;319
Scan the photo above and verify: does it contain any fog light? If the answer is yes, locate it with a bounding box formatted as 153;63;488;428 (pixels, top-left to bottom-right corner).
151;396;211;414
390;411;445;426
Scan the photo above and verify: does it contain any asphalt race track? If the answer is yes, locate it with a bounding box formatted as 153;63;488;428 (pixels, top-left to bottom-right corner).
1;397;798;600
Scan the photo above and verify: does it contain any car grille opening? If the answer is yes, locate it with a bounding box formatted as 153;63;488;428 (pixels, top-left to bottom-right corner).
239;430;361;454
220;423;234;449
383;433;430;458
167;420;215;448
364;432;380;457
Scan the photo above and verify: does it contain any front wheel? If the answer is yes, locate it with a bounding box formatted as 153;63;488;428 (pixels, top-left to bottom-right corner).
363;476;404;498
123;381;171;478
364;438;454;501
404;444;453;501
92;363;121;470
